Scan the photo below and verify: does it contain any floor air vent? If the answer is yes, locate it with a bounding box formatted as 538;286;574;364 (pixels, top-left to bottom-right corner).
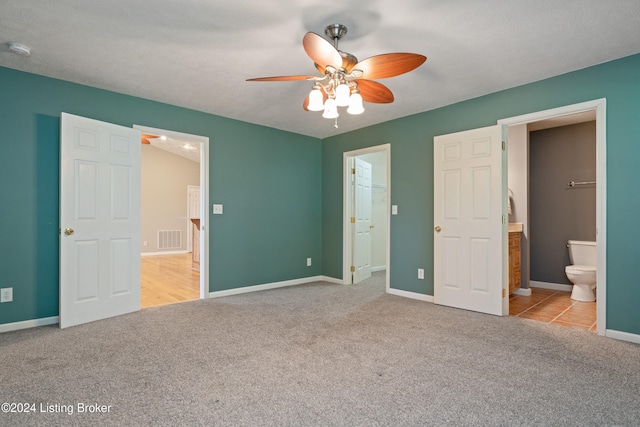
157;230;182;249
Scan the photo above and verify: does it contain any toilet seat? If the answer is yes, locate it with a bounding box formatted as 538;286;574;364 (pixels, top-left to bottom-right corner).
566;265;596;274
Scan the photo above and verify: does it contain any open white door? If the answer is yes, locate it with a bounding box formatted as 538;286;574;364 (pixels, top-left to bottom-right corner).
352;157;373;284
433;125;507;316
60;113;141;328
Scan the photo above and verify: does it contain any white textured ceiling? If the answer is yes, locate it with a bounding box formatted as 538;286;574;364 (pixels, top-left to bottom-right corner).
2;1;639;139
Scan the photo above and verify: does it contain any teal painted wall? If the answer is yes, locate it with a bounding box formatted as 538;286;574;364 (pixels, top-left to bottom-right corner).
2;53;640;337
0;66;322;325
323;54;640;335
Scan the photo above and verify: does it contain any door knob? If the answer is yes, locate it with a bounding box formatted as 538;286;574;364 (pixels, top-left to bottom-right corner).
64;228;75;236
434;226;442;232
369;225;375;229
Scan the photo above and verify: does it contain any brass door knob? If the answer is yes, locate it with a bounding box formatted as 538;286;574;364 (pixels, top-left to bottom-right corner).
434;226;442;232
64;228;75;236
369;225;375;229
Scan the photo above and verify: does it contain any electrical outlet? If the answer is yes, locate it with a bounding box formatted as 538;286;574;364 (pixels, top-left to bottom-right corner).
418;269;425;280
1;287;13;303
307;258;312;267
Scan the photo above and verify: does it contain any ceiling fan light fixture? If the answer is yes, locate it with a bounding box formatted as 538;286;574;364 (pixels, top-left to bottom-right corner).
246;23;426;127
347;90;364;115
307;85;324;111
322;97;339;119
335;82;350;107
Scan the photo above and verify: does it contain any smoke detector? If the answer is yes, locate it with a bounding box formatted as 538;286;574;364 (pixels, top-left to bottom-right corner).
7;42;31;56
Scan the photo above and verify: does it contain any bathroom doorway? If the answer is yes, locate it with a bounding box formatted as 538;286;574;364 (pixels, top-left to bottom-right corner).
499;99;606;335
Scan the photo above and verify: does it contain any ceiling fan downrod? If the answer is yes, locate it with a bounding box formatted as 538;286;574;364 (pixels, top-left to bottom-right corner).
325;24;348;49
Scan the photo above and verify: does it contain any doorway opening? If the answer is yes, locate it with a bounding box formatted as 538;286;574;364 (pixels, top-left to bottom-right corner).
342;144;390;290
134;125;210;308
498;99;606;335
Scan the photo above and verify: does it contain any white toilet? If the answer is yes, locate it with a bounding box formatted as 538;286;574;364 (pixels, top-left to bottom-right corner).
565;240;597;302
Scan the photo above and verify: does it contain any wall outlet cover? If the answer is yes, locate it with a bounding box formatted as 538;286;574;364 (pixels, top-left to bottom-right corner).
1;287;13;303
418;268;425;280
307;258;312;266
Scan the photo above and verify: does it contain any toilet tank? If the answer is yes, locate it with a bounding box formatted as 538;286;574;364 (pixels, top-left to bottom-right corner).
567;240;597;266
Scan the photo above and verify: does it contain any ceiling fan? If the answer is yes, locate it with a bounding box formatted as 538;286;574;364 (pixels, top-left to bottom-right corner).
247;24;426;125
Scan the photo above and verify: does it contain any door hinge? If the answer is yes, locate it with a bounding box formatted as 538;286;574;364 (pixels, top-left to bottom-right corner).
351;168;355;174
351;217;356;223
502;141;506;151
350;266;355;272
502;215;506;224
502;289;507;298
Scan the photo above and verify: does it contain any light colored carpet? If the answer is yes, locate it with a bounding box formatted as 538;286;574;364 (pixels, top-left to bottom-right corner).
1;272;639;426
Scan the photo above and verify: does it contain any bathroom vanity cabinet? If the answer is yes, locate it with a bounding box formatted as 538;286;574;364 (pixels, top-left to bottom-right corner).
508;228;522;294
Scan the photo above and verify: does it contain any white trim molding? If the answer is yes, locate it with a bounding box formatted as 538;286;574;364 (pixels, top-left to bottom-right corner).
498;98;607;336
387;288;434;303
606;329;640;345
342;144;391;288
208;276;342;298
530;280;573;292
512;287;532;296
0;316;59;333
134;124;210;301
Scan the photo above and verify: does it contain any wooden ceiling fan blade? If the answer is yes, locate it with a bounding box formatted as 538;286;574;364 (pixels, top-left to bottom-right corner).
246;75;317;82
354;53;426;79
356;80;394;104
303;32;343;70
141;133;158;144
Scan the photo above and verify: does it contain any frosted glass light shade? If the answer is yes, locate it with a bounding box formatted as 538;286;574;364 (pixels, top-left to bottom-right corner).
347;91;364;115
322;98;339;119
335;83;350;107
307;87;324;111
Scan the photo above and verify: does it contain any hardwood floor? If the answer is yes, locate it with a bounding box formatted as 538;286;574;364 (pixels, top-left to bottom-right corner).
141;253;200;308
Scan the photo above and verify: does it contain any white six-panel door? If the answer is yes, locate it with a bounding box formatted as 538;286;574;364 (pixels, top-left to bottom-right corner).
353;158;373;284
60;113;141;328
433;125;507;316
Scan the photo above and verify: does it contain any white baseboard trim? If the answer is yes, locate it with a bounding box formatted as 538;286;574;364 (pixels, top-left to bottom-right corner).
209;275;343;298
387;287;434;303
0;316;59;333
371;265;387;272
321;276;344;285
512;287;532;296
606;329;640;345
530;280;573;292
141;250;189;257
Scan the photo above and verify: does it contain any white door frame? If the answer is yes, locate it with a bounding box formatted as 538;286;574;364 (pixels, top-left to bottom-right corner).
498;98;606;335
134;125;210;300
342;144;390;290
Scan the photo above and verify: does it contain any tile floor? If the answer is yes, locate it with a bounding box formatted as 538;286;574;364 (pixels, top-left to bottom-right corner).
509;287;597;332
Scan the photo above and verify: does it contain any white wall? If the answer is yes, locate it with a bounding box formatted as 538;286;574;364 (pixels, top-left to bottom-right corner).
141;145;200;254
507;124;529;288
